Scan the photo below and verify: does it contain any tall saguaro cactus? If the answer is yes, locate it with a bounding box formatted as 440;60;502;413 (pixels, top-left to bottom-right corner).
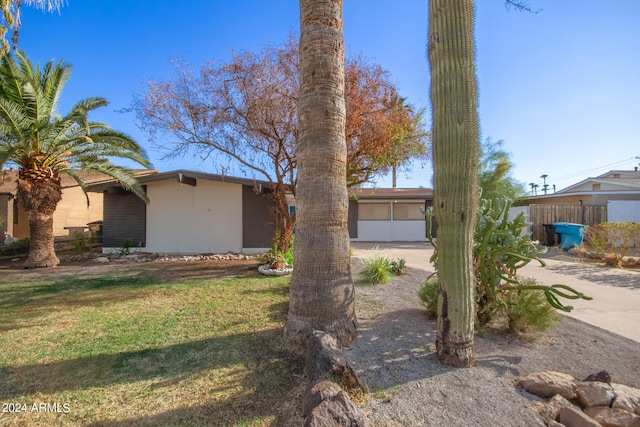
427;0;480;367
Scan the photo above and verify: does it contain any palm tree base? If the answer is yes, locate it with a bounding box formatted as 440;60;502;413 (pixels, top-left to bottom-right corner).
284;316;357;348
24;253;60;268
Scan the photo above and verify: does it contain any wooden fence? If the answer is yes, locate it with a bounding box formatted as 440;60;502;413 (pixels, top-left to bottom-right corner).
527;204;608;244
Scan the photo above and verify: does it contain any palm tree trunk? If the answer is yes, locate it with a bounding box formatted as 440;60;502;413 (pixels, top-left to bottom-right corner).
284;0;357;347
24;211;59;268
428;0;480;367
17;169;62;268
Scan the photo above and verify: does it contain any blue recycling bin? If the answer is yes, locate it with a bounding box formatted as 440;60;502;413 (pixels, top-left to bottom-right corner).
553;222;587;250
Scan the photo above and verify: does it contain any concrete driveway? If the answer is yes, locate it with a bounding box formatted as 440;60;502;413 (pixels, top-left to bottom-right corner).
350;241;640;343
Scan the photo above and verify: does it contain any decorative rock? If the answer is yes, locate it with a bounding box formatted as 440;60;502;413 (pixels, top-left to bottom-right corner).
611;384;640;415
584;406;640;427
306;331;340;382
585;371;612;385
517;371;578;400
302;379;342;416
520;372;640;426
94;257;110;263
302;380;370;427
536;394;580;424
558;406;602;427
577;381;615;408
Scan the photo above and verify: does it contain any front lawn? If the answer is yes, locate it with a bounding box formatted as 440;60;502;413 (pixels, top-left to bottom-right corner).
0;263;304;426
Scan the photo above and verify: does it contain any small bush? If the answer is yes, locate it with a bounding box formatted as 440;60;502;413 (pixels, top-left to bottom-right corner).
389;258;407;275
259;237;294;270
0;237;30;256
71;232;92;254
417;276;559;339
417;276;439;319
585;222;640;267
504;278;559;337
360;256;393;285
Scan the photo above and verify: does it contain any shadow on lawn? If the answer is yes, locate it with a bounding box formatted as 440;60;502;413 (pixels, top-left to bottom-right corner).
1;327;306;425
0;274;158;332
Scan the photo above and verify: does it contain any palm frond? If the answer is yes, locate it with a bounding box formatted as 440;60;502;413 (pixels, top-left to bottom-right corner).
82;162;149;203
0;50;151;198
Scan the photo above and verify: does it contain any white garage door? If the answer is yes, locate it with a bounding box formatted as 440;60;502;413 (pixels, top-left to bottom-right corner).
355;202;427;242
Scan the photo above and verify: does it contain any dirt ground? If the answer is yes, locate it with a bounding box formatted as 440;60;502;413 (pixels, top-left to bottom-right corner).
346;243;640;426
0;253;259;282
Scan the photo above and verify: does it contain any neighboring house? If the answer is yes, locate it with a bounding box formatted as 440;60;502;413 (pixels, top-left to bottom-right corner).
348;187;434;242
521;169;640;206
0;169;112;239
517;169;640;243
87;170;278;254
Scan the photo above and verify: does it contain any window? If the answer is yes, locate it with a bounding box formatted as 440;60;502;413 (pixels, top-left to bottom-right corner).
358;203;390;220
393;203;425;220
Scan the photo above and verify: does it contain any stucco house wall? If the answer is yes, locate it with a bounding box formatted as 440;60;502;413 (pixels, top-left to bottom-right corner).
146;179;243;254
91;171;278;255
53;186;103;237
1;169;106;239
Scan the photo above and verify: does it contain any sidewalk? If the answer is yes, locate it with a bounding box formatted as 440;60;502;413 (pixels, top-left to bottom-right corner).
350;242;640;343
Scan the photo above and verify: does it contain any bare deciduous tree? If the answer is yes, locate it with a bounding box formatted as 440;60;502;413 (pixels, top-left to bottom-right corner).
135;36;428;251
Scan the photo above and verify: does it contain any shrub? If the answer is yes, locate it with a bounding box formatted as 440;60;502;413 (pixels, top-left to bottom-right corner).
584;222;640;267
504;278;559;337
259;236;294;270
259;243;287;270
0;237;30;256
71;232;92;254
360;256;393;285
417;275;439;319
389;258;407;275
423;197;592;330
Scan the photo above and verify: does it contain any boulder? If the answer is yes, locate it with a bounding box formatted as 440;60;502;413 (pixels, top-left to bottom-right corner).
611;383;640;415
584;406;640;427
577;381;615;408
517;371;578;400
303;380;370;427
305;331;340;381
536;394;580;424
558;406;602;427
585;371;612;385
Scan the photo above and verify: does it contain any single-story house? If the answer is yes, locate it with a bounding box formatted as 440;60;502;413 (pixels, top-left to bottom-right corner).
515;169;640;242
0;169;116;239
520;169;640;206
87;170;278;254
88;169;436;254
348;187;434;242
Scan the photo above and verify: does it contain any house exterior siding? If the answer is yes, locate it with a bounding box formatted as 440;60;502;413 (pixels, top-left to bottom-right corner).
348;199;358;238
53;186;103;237
145;179;243;254
103;189;146;248
242;185;276;249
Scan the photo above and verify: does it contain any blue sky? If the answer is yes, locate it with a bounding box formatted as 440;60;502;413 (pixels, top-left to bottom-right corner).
16;0;640;192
